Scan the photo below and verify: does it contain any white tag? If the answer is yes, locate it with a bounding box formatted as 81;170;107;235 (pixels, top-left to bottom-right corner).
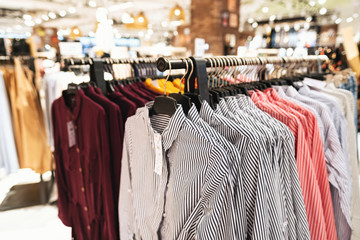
67;121;76;148
153;133;163;176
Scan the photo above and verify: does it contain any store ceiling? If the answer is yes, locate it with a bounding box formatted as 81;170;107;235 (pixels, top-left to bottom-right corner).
0;0;190;34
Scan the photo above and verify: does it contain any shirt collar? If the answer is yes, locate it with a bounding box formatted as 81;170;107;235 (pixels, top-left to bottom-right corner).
188;104;200;123
62;89;84;121
236;94;256;109
144;101;186;151
199;100;215;123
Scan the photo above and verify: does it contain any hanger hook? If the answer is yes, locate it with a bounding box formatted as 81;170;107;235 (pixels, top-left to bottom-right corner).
179;58;188;93
186;58;194;93
164;59;172;95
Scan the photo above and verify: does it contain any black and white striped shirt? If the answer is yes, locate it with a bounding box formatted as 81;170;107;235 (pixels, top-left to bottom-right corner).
120;103;242;240
236;94;310;240
199;100;270;239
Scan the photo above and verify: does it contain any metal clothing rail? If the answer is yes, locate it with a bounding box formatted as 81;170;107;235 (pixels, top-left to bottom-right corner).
156;55;329;104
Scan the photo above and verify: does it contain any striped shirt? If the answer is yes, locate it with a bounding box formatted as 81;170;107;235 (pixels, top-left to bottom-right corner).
119;103;240;240
263;88;338;240
199;101;270;239
250;91;330;240
187;104;247;239
217;98;287;240
236;94;310;240
279;85;354;239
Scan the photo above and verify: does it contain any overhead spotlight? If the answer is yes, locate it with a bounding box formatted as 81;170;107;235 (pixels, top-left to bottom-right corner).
275;25;281;32
42;14;49;21
284;24;290;31
294;23;300;31
353;13;359;18
252;22;258;28
306;16;312;22
89;1;97;7
88;31;95;37
309;1;316;6
68;7;76;14
319;7;327;15
138;16;144;23
269;15;276;21
318;0;326;4
346;17;353;23
24;20;35;27
35;18;42;24
164;32;169;37
48;12;57;19
23;14;32;21
248;18;254;24
335;18;342;24
173;30;178;36
59;10;67;17
262;7;269;13
304;22;310;30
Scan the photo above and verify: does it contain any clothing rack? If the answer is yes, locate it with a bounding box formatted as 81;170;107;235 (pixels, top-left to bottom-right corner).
156;55;329;103
62;57;158;94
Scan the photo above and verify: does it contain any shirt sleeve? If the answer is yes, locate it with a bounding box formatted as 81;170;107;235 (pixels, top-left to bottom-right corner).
96;109;117;240
51;102;71;227
118;130;137;240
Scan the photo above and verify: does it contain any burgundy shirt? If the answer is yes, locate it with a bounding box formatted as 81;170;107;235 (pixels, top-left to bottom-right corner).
116;85;147;107
85;86;123;240
128;84;154;101
52;89;116;240
107;91;137;127
137;82;159;97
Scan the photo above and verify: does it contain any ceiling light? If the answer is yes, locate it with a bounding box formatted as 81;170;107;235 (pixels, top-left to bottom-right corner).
306;16;312;22
35;18;42;24
170;5;185;24
147;29;154;35
164;32;169;37
346;17;353;23
335;18;342;24
319;7;327;15
269;15;276;21
174;9;181;16
25;32;31;37
161;21;168;27
247;18;254;24
318;0;326;4
294;23;300;31
262;7;269;13
331;15;337;21
252;22;258;28
42;14;49;21
73;28;79;35
266;26;272;33
275;25;281;32
48;12;56;19
89;31;95;37
309;1;316;6
59;10;67;17
353;13;359;18
284;24;290;31
304;22;310;30
68;7;76;14
122;13;134;24
138;31;144;37
173;30;178;36
89;1;96;7
108;19;114;24
108;2;133;12
138;16;144;23
23;14;32;21
24;20;35;27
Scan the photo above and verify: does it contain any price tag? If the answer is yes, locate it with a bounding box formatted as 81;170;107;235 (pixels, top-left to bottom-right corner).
67;121;76;148
153;133;163;175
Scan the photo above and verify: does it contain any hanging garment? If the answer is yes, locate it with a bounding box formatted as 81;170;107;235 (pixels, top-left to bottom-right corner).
0;71;19;174
2;58;51;173
52;89;116;240
119;103;243;240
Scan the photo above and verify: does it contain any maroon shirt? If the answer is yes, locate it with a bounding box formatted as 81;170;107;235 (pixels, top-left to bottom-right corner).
138;82;160;97
116;85;147;107
107;91;137;127
128;84;154;101
52;89;116;240
85;86;123;240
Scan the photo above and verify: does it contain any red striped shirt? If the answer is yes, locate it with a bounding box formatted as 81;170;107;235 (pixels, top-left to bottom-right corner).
264;89;337;240
250;91;330;240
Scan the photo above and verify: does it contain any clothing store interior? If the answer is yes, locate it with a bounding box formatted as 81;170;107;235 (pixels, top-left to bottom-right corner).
0;0;360;239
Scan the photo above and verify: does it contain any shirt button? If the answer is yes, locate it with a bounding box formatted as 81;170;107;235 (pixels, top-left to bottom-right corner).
84;206;88;211
87;225;91;230
81;187;85;192
76;148;80;152
79;168;82;173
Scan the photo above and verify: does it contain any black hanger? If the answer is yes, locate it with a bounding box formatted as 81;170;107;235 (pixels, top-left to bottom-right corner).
149;62;178;117
168;59;192;114
66;83;78;95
